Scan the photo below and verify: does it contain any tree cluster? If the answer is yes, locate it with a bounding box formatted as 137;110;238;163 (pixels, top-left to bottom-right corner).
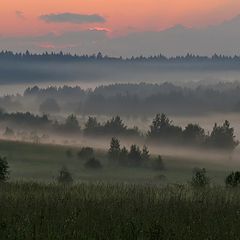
108;138;164;169
0;111;238;151
84;116;139;137
148;114;239;151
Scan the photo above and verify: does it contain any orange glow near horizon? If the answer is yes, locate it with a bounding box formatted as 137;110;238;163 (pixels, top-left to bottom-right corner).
1;0;240;37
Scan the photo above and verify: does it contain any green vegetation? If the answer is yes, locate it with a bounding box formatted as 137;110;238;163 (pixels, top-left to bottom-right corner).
190;168;210;188
57;166;73;185
84;116;140;136
1;183;240;239
0;138;240;238
5;81;240;117
108;138;164;168
0;156;9;182
0;139;237;184
148;114;239;151
225;171;240;187
1;111;238;151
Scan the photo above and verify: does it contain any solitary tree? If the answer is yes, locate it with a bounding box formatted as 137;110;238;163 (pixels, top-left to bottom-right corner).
108;137;121;163
0;156;9;182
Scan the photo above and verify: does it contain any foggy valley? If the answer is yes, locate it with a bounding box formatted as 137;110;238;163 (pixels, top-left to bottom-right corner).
2;2;240;237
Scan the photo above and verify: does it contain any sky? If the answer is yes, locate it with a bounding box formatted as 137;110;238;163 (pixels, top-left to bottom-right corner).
1;0;240;56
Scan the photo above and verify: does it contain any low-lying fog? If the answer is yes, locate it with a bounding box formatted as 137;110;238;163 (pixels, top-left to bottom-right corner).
1;60;240;169
0;114;240;171
1;62;240;96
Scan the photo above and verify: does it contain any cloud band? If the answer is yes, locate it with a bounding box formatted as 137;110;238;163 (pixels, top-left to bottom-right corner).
40;12;106;24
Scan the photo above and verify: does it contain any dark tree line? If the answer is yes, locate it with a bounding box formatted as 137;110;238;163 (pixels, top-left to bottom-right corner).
2;82;240;117
8;82;240;116
84;116;140;136
0;110;50;128
2;50;240;64
0;111;139;137
0;111;238;151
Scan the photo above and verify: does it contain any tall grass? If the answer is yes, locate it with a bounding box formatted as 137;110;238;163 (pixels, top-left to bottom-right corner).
1;182;240;239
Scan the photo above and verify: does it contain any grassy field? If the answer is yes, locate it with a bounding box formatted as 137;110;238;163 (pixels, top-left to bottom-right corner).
0;139;236;184
1;182;240;239
1;139;240;239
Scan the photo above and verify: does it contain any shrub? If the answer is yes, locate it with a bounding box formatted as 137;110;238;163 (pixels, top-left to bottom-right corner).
152;155;165;170
0;156;9;182
78;147;94;160
57;166;73;184
191;168;210;188
225;171;240;187
85;158;102;169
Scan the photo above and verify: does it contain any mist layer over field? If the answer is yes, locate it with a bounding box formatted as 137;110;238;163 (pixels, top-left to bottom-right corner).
1;60;240;95
0;57;239;184
1;127;239;169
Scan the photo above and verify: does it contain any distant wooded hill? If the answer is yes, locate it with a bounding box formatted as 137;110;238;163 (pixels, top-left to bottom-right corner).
1;50;240;64
1;82;240;116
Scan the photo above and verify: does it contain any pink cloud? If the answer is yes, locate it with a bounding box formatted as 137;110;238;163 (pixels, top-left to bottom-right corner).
89;27;111;32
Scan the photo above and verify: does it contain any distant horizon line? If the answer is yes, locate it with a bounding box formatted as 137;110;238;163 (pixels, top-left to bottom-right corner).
1;50;240;62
